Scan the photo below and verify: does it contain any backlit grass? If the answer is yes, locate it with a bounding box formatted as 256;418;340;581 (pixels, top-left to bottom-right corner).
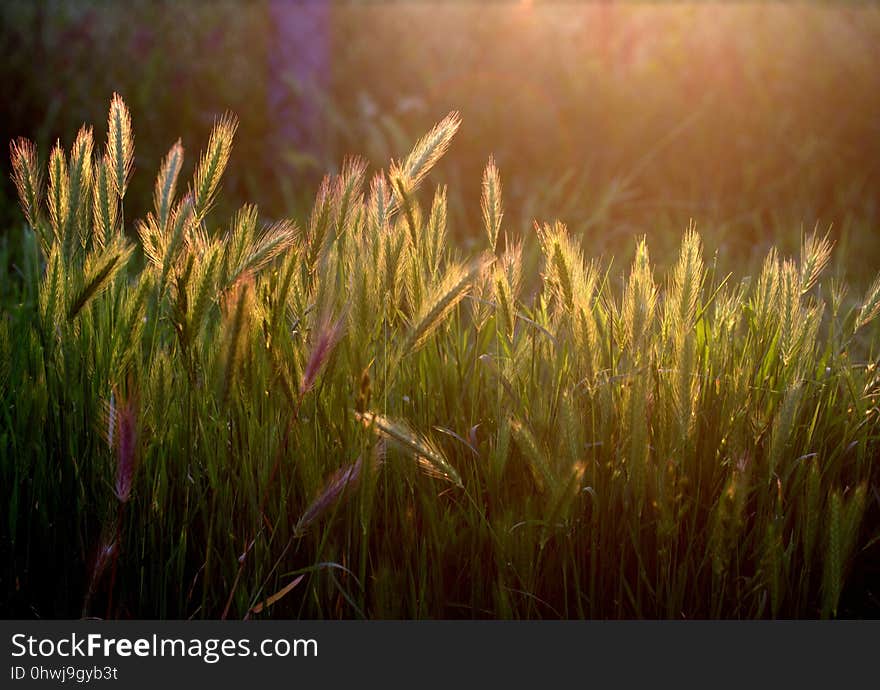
2;97;879;619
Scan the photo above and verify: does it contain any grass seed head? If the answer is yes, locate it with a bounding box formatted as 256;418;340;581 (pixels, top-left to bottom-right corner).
10;136;43;229
106;93;134;200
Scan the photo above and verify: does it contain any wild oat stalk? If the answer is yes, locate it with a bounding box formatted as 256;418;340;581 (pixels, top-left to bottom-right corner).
154;139;184;230
800;228;833;294
510;418;554;494
192;112;238;224
47;141;69;249
185;246;220;341
242;219;299;279
854;272;880;333
218;278;254;403
481;155;503;254
622;237;658;358
306;176;333;276
159;198;194;290
665;226;704;438
538;222;598;341
113;391;140;504
379;226;406;311
493;241;522;342
294;445;386;537
38;245;64;343
388;111;461;214
369;171;392;234
66;125;94;250
777;259;803;365
333;156;368;241
106;93;134;201
67;238;134;321
356;412;462;487
425;185;448;278
751;248;781;343
300;310;346;397
92;156;118;248
10;137;43;229
400;258;485;356
136;214;164;270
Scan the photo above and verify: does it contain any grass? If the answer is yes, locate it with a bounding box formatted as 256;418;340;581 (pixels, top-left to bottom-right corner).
1;95;879;619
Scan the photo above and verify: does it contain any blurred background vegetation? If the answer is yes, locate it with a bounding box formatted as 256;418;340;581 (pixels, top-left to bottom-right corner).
2;1;879;278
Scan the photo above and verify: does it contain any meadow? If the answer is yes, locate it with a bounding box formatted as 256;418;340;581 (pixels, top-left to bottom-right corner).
1;3;879;620
2;94;879;619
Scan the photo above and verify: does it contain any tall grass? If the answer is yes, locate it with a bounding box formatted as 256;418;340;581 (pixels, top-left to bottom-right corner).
2;96;879;619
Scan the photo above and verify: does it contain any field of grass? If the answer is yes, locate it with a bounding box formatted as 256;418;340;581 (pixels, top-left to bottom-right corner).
2;94;879;619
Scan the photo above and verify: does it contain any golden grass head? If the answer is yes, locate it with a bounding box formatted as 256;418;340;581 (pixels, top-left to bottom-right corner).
855;272;880;333
800;226;834;295
481;154;503;254
192;112;238;224
106;92;134;200
389;110;461;209
10;136;43;229
47;140;69;245
154;139;184;230
355;411;462;488
92;155;118;248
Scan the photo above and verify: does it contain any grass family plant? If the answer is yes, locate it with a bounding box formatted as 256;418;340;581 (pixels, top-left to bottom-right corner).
2;96;879;619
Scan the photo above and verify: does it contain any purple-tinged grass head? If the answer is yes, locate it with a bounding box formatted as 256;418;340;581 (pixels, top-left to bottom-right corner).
114;392;140;504
300;311;346;398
